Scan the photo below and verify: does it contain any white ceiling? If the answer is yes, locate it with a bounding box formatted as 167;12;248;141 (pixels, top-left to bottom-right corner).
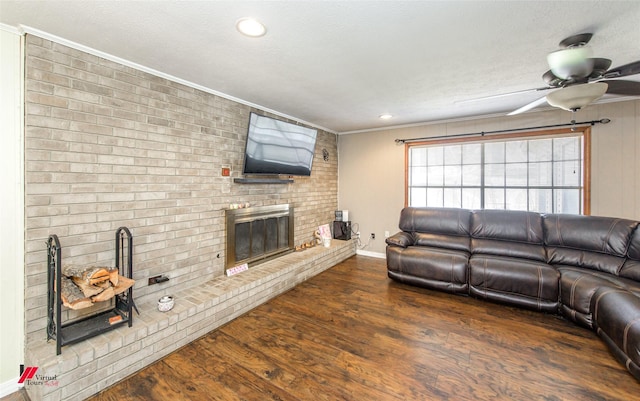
1;1;639;133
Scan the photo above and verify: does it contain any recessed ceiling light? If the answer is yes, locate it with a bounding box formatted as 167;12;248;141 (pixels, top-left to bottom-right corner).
379;114;393;120
236;18;267;37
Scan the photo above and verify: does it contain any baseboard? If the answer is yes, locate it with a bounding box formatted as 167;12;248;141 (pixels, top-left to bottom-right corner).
356;249;386;259
0;377;20;398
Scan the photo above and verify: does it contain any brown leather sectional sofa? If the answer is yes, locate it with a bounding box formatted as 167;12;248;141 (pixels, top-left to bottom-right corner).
386;207;640;381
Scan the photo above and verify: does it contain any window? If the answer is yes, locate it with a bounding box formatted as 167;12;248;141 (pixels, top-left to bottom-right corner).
406;128;590;214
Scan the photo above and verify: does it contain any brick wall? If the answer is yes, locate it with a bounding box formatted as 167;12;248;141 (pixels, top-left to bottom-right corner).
24;35;339;346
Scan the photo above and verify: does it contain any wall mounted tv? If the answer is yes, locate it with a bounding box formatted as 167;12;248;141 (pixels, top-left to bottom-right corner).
242;112;318;176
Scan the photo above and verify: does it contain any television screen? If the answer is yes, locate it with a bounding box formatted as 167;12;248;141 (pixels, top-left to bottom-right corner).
243;113;318;176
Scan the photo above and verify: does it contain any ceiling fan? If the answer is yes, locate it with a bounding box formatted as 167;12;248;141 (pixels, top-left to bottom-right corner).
507;33;640;115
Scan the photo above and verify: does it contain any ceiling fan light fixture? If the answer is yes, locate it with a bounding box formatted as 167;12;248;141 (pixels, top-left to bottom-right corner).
546;82;608;111
547;46;593;79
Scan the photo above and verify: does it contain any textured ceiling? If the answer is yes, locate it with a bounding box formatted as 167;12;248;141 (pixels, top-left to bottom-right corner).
1;1;639;133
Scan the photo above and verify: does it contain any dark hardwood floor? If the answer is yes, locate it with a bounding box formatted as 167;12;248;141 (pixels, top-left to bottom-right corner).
88;255;639;400
0;389;30;401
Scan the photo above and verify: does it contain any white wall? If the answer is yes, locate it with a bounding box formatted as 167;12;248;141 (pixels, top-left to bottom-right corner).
0;25;25;396
338;101;640;255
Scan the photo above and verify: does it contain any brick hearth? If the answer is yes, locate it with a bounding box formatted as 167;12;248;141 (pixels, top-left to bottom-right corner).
25;240;355;400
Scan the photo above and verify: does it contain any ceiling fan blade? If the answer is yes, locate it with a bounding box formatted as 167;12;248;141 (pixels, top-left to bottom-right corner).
456;87;551;104
507;96;548;116
559;33;593;48
602;80;640;96
542;70;566;87
588;58;612;79
603;60;640;79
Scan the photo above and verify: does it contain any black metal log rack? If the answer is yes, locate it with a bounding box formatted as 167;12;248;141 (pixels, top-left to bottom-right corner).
47;227;135;355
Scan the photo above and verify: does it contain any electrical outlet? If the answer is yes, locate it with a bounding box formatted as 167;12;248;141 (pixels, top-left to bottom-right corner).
370;233;375;239
148;275;169;285
355;231;361;239
384;230;390;238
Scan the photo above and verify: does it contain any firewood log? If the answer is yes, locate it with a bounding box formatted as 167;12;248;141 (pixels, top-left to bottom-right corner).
113;275;135;296
95;280;111;289
91;286;115;303
109;268;119;286
71;276;105;297
60;276;93;310
62;265;111;285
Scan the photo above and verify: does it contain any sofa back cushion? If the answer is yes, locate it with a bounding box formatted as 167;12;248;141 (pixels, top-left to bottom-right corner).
543;214;638;275
620;227;640;281
399;207;472;252
628;226;640;260
470;209;546;261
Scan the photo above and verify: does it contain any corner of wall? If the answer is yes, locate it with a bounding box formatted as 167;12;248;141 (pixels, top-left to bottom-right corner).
0;27;26;391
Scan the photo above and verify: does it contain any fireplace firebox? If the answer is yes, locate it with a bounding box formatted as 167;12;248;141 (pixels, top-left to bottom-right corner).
225;204;294;270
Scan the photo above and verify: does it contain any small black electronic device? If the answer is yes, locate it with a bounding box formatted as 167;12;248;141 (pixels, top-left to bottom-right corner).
333;221;351;240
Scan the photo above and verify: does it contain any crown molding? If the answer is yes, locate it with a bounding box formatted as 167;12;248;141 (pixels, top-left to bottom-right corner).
0;23;22;35
17;25;337;134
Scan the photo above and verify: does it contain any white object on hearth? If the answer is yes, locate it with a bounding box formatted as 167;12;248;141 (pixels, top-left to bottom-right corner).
158;295;174;312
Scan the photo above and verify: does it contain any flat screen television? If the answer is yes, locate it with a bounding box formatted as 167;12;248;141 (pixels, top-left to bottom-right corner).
242;112;318;176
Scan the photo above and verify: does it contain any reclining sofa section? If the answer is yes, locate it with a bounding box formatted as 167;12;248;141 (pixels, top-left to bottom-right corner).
386;207;640;381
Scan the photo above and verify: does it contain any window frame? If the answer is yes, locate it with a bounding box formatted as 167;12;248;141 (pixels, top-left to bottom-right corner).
404;127;591;214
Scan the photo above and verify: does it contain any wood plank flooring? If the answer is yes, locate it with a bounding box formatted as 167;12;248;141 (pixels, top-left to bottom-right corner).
88;255;639;400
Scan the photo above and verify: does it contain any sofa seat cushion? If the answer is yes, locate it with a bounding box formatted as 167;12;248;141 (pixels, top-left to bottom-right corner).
387;245;469;294
469;255;559;312
592;287;640;375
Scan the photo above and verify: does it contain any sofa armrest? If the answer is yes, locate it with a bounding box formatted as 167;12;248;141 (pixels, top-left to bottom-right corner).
386;232;414;248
